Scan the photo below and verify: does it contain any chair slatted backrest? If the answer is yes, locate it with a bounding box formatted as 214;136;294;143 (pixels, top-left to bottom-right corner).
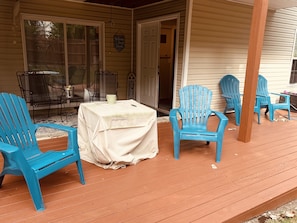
0;93;40;157
179;85;212;130
69;67;85;85
17;71;51;105
256;74;270;106
219;74;241;109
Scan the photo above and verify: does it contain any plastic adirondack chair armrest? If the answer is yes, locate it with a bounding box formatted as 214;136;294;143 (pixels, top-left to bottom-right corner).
270;92;290;103
211;110;228;132
169;108;181;130
0;142;31;170
35;123;78;150
256;93;266;98
35;123;76;133
0;142;20;154
255;95;261;107
212;110;228;121
270;92;283;96
221;94;232;99
256;94;271;104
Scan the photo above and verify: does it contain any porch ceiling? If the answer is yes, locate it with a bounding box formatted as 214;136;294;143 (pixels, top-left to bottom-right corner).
72;0;168;8
226;0;297;10
70;0;297;10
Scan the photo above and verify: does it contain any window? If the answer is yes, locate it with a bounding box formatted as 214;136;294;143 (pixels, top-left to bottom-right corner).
21;15;103;97
290;31;297;83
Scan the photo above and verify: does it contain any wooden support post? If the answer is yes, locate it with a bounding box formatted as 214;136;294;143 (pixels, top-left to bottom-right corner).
238;0;269;142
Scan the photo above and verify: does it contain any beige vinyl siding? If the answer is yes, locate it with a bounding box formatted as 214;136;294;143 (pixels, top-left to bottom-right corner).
3;0;297;109
0;0;24;94
260;8;297;101
188;0;297;111
188;0;252;111
134;0;187;105
1;0;132;99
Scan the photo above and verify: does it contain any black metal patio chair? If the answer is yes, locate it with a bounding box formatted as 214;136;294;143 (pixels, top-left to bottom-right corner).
16;71;65;120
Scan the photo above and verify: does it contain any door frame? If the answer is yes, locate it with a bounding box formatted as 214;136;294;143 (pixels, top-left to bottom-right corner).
136;13;180;109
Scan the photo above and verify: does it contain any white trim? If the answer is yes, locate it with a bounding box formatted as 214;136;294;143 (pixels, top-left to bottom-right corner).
21;13;104;27
131;10;134;71
181;0;193;87
13;1;20;25
66;0;173;10
171;14;180;108
136;13;180;25
136;13;180;106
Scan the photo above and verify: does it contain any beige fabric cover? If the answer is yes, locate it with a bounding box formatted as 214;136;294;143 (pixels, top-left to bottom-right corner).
78;100;159;169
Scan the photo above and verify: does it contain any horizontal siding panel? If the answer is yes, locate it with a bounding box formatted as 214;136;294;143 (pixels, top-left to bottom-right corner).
194;10;251;25
134;1;186;19
191;36;249;45
17;0;132;100
0;0;24;94
261;7;297;95
266;23;297;34
194;19;250;33
187;0;297;111
263;37;295;45
197;0;253;17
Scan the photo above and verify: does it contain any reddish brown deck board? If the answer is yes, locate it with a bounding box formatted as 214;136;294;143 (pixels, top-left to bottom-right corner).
0;111;297;222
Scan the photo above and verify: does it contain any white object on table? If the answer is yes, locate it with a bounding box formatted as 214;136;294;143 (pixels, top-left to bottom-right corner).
106;94;117;104
78;99;159;169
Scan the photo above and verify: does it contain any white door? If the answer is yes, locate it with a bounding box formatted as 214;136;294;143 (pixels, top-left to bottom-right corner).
139;21;160;107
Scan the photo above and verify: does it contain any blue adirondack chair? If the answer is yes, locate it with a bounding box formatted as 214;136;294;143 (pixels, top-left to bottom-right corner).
0;93;85;211
256;74;290;121
219;74;242;125
219;74;261;125
169;85;228;162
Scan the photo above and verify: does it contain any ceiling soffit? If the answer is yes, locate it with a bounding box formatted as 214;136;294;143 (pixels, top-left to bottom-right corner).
226;0;297;10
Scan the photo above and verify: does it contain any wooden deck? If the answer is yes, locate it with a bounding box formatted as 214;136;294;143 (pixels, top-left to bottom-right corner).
1;110;297;222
